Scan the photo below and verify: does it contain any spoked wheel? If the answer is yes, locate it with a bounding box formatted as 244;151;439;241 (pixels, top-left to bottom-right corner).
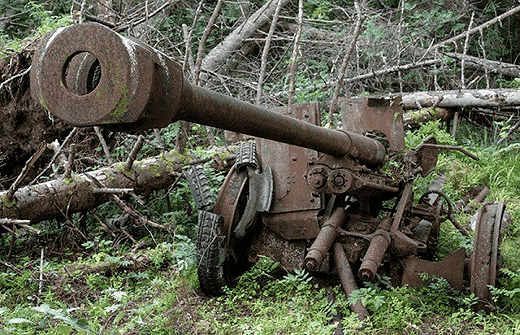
470;200;505;310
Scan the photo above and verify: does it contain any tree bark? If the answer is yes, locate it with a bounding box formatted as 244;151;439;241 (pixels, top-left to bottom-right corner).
0;147;234;224
403;107;453;128
401;88;520;110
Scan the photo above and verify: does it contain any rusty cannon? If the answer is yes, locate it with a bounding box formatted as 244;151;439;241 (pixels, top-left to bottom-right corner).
31;23;507;317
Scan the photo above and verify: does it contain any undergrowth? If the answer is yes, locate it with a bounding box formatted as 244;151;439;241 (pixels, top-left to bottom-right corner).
1;121;520;333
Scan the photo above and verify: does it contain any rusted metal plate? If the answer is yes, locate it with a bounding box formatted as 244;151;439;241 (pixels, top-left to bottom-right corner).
257;103;322;213
262;209;320;240
401;248;466;290
413;136;439;177
339;96;405;151
248;226;306;272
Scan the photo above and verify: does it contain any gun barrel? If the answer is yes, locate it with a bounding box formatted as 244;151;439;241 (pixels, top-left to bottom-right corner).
30;23;385;166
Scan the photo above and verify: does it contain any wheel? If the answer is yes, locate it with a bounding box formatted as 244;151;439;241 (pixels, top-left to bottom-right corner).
195;163;257;295
417;190;452;260
183;165;214;211
470;200;505;310
196;210;226;295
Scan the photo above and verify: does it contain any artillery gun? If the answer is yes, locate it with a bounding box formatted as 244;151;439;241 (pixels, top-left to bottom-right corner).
31;23;507;317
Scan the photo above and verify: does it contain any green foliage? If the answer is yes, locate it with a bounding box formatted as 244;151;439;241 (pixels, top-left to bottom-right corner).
0;1;71;56
202;257;342;334
490;268;520;313
405;119;456;149
30;303;93;333
405;2;465;42
304;0;332;20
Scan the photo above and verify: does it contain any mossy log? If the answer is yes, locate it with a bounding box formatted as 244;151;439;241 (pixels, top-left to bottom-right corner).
0;147;234;224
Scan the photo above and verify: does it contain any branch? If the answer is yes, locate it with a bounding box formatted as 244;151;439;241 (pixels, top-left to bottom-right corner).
256;0;283;105
439;50;520;78
288;0;304;105
432;5;520;50
0;145;235;223
343;59;442;84
3;142;47;204
124;135;144;171
461;11;475;89
201;0;290;73
29;127;78;186
0;66;31;93
330;0;365;118
114;0;176;32
401;88;520;110
94;126;113;165
194;0;224;85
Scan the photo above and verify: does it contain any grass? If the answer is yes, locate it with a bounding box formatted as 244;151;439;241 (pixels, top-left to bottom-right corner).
1;120;520;334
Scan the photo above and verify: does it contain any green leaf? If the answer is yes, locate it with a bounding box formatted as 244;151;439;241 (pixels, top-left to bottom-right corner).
7;318;34;324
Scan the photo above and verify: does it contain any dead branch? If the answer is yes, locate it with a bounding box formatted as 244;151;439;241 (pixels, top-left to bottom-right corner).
184;1;205;77
182;24;195;75
89;210;117;238
0;259;23;275
497;119;520;145
124;135;144;171
343;59;442;84
404;107;453;128
30;128;78;186
0;218;39;234
256;0;283;105
110;193;165;230
86;174;166;230
92;188;134;194
431;5;520;50
194;0;224;85
461;11;475;89
63;144;76;179
288;0;304;105
94;126;113;165
4;142;47;204
440;51;520;78
330;0;365;118
153;129;166;151
114;0;176;32
0;66;31;93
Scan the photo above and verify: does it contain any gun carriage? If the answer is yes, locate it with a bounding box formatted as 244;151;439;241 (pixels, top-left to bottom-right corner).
31;22;506;317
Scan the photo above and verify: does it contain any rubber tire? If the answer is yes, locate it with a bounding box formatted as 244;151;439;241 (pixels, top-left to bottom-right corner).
183;165;214;210
196;210;226;295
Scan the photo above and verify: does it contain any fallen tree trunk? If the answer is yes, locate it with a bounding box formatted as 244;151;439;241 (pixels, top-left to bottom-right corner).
413;47;520;78
201;0;290;73
403;107;454;128
440;51;520;78
401;88;520;110
0;147;234;224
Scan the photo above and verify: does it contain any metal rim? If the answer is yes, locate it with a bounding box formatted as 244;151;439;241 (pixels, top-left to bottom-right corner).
198;165;254;291
470;201;505;309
